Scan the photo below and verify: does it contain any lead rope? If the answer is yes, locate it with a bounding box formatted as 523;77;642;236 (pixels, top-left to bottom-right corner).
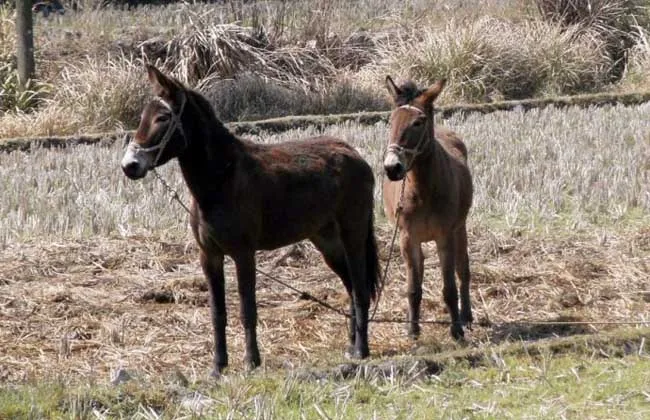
369;177;406;321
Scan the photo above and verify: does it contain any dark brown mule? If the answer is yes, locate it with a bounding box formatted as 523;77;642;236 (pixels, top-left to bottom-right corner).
382;76;473;340
121;65;380;375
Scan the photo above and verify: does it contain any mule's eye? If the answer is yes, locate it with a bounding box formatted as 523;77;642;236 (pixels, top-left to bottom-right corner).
155;114;170;124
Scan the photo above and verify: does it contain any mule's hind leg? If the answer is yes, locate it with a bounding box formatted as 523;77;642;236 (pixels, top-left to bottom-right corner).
455;225;473;328
232;252;261;370
310;223;357;352
400;233;425;339
200;251;228;376
340;228;371;359
436;236;464;340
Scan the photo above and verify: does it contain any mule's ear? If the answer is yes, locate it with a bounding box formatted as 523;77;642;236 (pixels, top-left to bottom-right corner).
419;79;446;105
146;64;180;101
385;75;402;102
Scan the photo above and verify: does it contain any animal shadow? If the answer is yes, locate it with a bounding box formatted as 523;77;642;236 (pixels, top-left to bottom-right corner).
487;316;592;344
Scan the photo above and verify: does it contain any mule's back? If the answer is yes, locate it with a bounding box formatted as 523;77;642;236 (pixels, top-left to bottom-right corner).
435;125;468;164
239;135;375;250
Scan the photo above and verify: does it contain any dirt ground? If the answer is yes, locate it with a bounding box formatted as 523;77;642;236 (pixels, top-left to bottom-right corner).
0;224;648;384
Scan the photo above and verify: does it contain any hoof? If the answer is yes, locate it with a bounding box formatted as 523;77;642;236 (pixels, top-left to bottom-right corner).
450;324;465;341
210;365;227;379
244;355;261;372
345;345;369;360
408;324;421;341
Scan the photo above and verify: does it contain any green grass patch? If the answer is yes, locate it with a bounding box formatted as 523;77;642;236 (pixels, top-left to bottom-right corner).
1;329;648;419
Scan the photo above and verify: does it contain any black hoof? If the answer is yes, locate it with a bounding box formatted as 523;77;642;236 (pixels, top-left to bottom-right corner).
345;345;369;360
244;355;261;371
408;324;421;341
451;324;465;341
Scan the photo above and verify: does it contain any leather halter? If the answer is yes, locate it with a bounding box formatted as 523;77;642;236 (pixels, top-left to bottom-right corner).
386;104;432;172
125;95;187;166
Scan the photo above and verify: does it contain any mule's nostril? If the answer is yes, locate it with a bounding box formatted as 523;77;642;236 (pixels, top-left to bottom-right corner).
122;161;144;179
384;163;405;181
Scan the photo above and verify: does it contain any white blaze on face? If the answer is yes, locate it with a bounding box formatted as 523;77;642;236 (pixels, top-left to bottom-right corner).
383;149;403;169
121;142;153;174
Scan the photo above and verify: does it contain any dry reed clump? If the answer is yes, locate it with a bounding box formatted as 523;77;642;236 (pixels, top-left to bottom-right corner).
361;17;613;102
620;28;650;90
0;56;148;137
159;17;386;120
160;12;340;87
52;56;149;131
535;0;650;81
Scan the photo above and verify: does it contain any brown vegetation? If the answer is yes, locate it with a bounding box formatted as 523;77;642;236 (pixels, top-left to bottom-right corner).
0;223;647;383
1;0;650;138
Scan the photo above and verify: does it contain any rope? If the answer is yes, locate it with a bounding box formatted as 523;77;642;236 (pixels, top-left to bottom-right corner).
255;267;349;318
151;170;650;329
369;178;406;321
152;169;192;215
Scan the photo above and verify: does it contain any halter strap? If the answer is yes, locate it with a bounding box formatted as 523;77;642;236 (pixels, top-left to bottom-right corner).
126;94;188;166
398;104;425;114
386;104;433;171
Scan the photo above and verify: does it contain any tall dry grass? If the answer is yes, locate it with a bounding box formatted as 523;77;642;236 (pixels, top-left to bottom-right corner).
359;17;614;102
620;27;650;91
0;0;649;137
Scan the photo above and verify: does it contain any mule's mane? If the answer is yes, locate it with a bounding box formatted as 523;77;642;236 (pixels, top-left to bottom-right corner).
186;89;219;125
394;80;426;106
183;87;240;148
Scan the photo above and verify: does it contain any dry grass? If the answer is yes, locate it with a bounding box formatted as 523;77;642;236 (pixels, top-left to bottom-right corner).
1;0;650;137
0;104;648;385
620;27;650;91
0;225;648;383
359;17;614;101
2;103;649;242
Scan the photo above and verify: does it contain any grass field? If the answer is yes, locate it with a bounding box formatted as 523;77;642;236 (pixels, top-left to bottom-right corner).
0;102;648;417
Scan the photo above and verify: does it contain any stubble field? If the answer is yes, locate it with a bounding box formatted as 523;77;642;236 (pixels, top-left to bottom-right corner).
0;103;649;417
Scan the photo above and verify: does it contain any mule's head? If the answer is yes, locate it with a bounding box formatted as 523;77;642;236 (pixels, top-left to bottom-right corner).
383;76;446;181
121;65;189;180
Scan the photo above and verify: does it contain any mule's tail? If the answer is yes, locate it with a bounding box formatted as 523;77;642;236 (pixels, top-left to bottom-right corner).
366;213;381;301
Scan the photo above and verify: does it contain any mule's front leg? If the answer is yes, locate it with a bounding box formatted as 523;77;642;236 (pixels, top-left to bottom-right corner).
200;251;228;377
455;225;473;328
400;233;424;340
233;252;261;370
437;237;463;340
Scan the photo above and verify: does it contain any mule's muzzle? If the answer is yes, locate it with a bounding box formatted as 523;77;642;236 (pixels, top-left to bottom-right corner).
385;163;406;181
384;152;406;181
122;160;147;180
121;137;151;180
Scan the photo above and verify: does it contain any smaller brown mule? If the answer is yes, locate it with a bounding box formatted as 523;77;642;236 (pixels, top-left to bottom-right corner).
383;76;474;340
121;65;380;376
